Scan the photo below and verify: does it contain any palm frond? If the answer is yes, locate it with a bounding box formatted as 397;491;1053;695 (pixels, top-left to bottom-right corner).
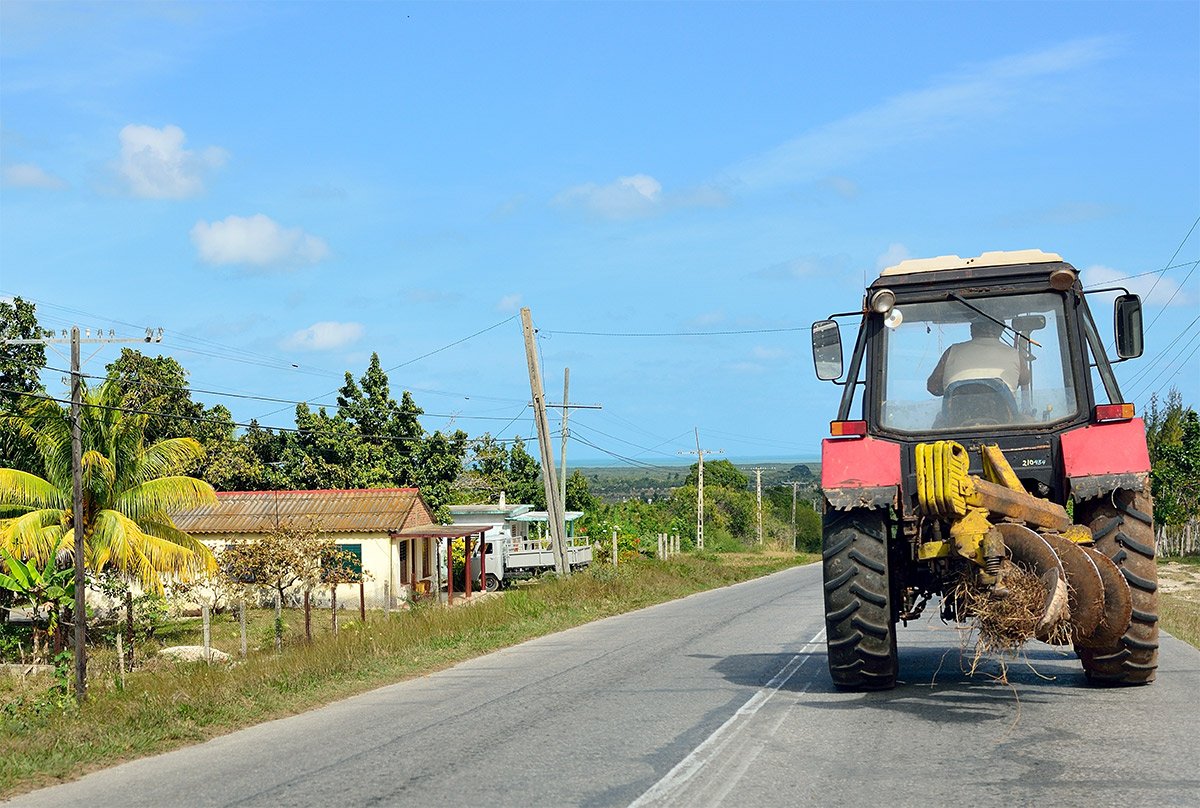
0;508;67;566
115;476;217;524
140;518;217;573
0;469;67;511
89;509;210;590
127;438;207;488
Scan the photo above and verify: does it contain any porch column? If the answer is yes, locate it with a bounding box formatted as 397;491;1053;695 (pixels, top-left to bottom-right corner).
464;536;473;598
446;537;454;604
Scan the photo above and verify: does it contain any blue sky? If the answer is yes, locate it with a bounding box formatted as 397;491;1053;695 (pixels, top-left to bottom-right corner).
1;1;1197;466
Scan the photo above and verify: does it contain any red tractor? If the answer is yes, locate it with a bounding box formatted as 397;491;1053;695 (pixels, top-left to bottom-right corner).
810;250;1156;690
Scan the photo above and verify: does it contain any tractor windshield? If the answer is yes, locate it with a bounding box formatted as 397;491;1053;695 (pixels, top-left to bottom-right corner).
879;292;1079;433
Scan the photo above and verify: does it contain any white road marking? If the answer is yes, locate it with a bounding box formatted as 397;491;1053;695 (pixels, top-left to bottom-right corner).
628;627;827;808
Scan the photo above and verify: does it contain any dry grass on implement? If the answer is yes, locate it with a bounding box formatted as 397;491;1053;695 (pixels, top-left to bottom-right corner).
955;563;1070;671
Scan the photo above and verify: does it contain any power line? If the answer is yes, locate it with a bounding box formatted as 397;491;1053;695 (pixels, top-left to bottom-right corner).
1140;215;1200;314
37;365;528;423
1;387;539;450
542;325;811;337
253;315;520;419
1150;340;1200;399
571;434;679;472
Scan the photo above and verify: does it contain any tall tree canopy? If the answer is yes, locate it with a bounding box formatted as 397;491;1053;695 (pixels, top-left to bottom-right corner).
0;380;217;589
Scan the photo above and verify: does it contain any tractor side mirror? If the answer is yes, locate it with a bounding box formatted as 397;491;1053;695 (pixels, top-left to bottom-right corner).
1114;294;1144;359
812;320;843;381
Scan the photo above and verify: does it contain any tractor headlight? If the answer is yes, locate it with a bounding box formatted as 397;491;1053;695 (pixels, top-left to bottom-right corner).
869;288;896;314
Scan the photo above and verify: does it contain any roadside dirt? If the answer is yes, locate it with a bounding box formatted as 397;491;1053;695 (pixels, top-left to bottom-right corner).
1157;561;1200;603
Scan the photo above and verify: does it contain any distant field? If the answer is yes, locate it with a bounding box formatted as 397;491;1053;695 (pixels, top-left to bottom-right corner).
577;461;820;502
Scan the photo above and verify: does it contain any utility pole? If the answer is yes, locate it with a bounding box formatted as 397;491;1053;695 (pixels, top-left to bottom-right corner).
545;367;601;560
782;480;803;550
753;468;764;544
680;429;722;550
3;326;163;703
520;308;568;575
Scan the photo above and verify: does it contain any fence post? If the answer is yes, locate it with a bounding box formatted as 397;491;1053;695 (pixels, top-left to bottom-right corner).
202;601;211;662
331;585;339;636
384;581;391;615
304;590;312;642
239;599;248;658
613;529;618;567
116;634;125;689
359;579;366;621
274;590;283;653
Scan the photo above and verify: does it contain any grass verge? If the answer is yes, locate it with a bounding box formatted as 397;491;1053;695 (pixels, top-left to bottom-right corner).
1161;593;1200;649
0;552;813;797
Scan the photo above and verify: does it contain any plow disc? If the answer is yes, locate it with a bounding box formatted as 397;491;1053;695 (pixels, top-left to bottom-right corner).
1039;531;1105;643
1073;545;1133;649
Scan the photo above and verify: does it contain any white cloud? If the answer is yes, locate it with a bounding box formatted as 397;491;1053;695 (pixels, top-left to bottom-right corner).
877;244;911;271
820;176;859;200
281;321;364;351
730;38;1113;190
751;345;790;361
554;173;727;219
686;310;725;328
756;253;851;281
3;163;67;189
1084;264;1193;308
191;214;330;269
496;293;523;313
117;124;226;198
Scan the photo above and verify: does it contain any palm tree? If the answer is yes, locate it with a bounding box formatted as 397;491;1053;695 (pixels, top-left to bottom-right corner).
0;380;217;590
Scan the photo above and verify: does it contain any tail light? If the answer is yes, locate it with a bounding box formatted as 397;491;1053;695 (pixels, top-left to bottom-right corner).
830;420;868;437
1094;403;1135;422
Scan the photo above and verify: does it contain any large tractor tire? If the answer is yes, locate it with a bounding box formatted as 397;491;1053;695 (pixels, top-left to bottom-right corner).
822;508;898;691
1076;487;1159;685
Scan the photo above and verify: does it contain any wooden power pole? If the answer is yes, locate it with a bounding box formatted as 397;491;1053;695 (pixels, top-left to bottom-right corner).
681;429;722;550
520;308;568;575
546;367;601;560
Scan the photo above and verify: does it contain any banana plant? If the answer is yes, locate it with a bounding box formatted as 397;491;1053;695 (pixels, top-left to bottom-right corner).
0;548;75;632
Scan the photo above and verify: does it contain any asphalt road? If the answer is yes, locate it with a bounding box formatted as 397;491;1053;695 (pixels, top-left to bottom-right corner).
10;564;1200;808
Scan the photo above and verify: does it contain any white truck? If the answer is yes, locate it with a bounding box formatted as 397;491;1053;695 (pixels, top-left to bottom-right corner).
451;504;593;591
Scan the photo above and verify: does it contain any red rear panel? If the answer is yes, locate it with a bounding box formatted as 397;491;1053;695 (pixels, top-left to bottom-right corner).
1060;417;1151;477
821;436;902;489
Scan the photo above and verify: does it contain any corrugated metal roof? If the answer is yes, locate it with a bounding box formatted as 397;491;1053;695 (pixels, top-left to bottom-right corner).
171;488;430;534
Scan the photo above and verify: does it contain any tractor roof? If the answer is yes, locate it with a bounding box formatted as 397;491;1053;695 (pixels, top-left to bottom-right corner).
879;249;1063;277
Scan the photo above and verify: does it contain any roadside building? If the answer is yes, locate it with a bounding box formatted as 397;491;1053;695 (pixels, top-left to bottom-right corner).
172;488;458;606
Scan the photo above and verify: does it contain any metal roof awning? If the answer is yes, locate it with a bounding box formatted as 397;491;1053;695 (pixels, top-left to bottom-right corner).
391;525;488;539
511;511;584;523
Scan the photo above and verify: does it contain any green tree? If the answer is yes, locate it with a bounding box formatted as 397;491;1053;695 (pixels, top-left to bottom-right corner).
1151;408;1200;529
684;459;748;491
506;437;545;508
0;380;216;589
565;469;596;512
0;297;47;476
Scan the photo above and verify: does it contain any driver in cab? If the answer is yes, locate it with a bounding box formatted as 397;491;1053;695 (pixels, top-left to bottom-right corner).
926;319;1030;397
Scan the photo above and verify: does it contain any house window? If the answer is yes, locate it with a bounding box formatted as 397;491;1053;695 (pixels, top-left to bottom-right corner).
323;543;363;581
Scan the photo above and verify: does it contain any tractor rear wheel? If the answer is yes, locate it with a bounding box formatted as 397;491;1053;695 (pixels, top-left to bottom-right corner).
1076;486;1159;685
822;508;898;690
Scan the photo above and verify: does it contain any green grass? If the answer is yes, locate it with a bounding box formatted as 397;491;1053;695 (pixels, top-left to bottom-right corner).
0;552;814;797
1161;593;1200;649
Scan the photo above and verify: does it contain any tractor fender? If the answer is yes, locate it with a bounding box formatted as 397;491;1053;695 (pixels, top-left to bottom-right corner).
1059;418;1151;501
821;436;900;511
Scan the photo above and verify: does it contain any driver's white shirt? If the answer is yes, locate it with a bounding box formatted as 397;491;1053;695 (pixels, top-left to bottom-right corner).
943;338;1021;392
